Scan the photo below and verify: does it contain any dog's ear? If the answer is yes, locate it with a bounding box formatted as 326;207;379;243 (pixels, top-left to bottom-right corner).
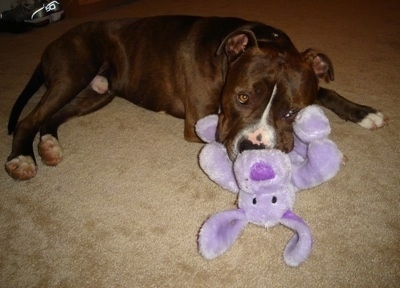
217;30;258;62
302;48;335;83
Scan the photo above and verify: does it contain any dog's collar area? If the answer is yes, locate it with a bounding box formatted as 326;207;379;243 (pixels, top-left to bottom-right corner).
256;32;280;45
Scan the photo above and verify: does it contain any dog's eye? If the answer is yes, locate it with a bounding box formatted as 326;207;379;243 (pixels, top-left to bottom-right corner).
252;198;257;205
283;109;297;119
238;94;249;104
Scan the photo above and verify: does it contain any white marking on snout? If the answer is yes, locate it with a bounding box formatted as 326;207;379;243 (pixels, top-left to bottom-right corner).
248;129;271;146
231;84;278;156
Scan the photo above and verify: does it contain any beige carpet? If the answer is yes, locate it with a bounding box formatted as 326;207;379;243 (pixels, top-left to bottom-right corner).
1;0;399;287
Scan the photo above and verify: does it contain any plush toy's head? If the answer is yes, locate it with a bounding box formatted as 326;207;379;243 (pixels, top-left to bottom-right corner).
236;149;297;226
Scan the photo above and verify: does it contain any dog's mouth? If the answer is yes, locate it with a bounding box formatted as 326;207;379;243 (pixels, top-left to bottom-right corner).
238;140;267;153
226;132;274;161
225;142;238;161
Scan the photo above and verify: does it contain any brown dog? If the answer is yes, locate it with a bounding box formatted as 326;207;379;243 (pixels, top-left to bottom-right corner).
5;16;386;180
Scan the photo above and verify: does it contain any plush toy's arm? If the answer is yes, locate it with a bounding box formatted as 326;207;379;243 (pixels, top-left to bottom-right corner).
198;209;248;260
280;210;313;267
293;105;331;144
199;142;239;193
292;139;342;190
289;105;342;189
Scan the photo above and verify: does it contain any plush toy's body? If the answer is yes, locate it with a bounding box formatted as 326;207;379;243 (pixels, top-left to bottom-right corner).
196;105;342;267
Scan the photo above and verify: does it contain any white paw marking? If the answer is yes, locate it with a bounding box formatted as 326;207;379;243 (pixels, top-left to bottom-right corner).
90;75;109;94
358;112;387;129
38;134;63;166
5;155;37;180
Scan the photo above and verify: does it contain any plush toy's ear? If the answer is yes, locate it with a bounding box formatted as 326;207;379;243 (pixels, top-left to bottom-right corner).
199;142;239;193
292;139;342;190
198;209;248;260
280;210;313;267
195;114;219;143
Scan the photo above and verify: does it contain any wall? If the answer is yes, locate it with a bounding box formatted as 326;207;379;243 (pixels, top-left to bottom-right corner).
0;0;26;13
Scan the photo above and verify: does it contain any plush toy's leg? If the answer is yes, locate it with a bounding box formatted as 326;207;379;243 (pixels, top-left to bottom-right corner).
288;134;308;164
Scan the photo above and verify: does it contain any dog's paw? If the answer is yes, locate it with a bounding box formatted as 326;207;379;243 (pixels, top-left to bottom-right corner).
38;134;63;166
358;112;388;129
5;155;37;180
90;75;109;94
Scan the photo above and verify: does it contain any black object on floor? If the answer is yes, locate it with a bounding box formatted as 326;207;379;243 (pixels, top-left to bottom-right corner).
0;19;35;33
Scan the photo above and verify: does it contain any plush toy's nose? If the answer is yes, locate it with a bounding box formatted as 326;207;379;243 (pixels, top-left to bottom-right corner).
250;162;275;181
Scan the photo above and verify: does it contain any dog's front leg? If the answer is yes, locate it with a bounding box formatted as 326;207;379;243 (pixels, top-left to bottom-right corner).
316;87;387;129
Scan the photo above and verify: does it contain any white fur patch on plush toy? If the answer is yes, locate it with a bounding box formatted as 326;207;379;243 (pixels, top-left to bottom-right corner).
196;105;343;267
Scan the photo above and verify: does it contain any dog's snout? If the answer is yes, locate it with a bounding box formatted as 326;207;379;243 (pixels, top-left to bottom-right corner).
238;128;275;153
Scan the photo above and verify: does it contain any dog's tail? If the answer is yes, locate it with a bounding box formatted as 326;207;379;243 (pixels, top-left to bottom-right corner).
8;64;44;135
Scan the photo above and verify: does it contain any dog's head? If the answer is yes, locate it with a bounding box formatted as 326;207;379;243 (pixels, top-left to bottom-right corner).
216;27;334;159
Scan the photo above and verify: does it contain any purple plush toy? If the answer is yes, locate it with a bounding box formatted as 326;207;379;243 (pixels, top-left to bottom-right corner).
195;105;342;267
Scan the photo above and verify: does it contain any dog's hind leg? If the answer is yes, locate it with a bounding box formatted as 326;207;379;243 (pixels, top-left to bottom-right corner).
5;80;91;180
38;88;115;166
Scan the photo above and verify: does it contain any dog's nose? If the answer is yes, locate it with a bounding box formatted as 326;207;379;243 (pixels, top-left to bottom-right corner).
238;128;273;153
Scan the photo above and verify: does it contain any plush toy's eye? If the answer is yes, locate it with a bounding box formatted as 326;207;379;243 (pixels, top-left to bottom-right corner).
252;198;257;205
238;93;249;104
272;196;277;204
